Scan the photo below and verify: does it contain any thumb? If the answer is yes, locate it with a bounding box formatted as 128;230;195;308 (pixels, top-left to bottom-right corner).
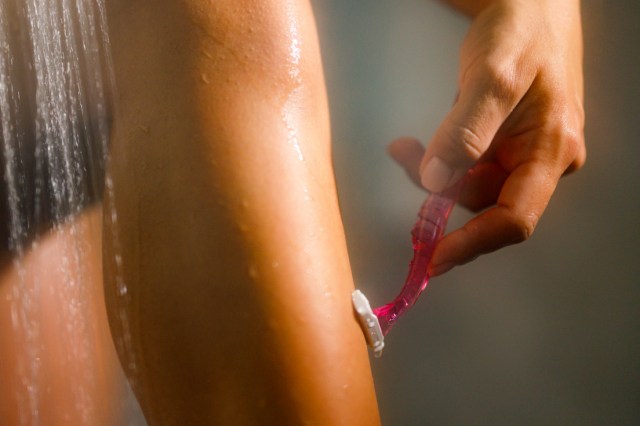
420;67;528;193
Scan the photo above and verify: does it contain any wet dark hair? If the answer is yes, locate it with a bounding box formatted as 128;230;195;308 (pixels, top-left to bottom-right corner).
0;0;112;253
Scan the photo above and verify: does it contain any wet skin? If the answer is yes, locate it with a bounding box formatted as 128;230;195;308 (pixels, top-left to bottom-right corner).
105;1;380;424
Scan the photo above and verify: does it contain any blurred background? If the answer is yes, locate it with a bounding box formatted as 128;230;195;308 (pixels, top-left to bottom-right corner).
312;0;640;424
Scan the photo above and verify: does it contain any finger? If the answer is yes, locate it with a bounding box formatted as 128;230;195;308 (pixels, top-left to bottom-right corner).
458;162;509;212
387;137;426;189
428;160;559;277
419;63;534;193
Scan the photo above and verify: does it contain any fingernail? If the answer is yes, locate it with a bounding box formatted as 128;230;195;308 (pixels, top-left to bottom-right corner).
429;262;455;277
420;156;465;193
421;156;452;193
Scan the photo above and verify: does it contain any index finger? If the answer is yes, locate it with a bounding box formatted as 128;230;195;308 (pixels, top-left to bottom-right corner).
428;159;561;277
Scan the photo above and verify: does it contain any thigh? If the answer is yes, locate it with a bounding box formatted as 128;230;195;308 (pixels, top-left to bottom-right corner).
104;1;380;424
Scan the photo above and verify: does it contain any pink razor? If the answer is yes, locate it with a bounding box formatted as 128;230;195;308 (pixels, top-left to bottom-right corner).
352;188;457;357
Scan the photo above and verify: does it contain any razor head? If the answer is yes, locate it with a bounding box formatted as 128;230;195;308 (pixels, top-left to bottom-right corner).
351;290;384;358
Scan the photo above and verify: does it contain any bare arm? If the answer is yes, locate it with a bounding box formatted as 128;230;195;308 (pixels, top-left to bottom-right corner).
104;1;379;424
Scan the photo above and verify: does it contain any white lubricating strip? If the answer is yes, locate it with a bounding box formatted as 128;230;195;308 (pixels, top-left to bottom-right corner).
351;290;384;358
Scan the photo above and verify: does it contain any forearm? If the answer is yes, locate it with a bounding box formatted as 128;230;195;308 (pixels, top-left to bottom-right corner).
105;1;378;424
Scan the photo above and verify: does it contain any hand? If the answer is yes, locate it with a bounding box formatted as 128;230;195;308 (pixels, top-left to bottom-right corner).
389;0;585;276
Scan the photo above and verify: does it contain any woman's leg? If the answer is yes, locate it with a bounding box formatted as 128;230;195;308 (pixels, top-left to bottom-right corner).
0;207;126;425
105;0;379;424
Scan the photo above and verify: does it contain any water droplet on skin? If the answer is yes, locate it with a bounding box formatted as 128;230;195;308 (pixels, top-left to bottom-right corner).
241;199;249;208
10;306;18;327
271;261;279;269
200;73;210;84
248;264;258;279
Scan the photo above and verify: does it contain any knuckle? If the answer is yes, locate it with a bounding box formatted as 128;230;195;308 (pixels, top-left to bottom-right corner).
573;145;587;171
505;211;539;243
446;123;485;164
558;104;584;144
482;60;520;104
564;130;586;170
546;119;586;171
563;126;584;158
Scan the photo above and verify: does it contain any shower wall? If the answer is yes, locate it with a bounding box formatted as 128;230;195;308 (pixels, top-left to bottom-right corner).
313;0;640;424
